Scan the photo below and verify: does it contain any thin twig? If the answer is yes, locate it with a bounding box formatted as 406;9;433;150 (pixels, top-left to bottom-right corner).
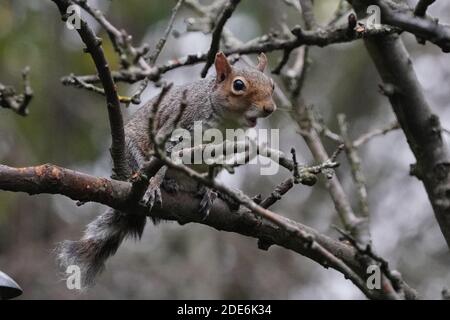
147;0;185;65
0;67;33;116
414;0;436;17
281;49;361;234
62;22;397;87
67;74;132;103
328;0;351;26
128;84;173;203
299;0;318;30
334;226;411;299
259;178;294;209
200;0;241;77
73;0;151;70
151;134;376;298
338;114;371;245
129;0;185;106
353;121;400;148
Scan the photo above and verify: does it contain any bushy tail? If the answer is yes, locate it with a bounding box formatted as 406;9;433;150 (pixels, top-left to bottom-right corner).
56;208;146;288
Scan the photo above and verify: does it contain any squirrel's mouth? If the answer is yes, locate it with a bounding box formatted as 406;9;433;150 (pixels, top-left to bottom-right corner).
245;116;257;127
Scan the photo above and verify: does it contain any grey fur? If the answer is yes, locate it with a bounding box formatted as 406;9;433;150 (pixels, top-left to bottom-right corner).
57;208;146;287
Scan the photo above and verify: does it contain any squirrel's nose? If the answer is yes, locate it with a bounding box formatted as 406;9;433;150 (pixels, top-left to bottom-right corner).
263;103;276;115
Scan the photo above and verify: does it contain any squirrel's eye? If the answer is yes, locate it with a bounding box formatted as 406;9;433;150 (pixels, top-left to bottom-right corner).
233;79;246;91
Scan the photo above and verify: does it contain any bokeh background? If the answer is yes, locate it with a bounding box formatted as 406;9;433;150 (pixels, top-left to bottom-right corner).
0;0;449;299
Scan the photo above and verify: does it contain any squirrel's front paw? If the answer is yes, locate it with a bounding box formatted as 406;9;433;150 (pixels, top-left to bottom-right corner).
140;178;163;211
198;187;218;221
139;165;167;213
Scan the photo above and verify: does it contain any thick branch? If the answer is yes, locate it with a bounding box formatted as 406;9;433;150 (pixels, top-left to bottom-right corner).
0;164;131;209
0;163;417;299
352;1;450;248
374;0;450;52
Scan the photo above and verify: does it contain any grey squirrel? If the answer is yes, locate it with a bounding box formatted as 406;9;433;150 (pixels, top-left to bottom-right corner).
57;52;276;288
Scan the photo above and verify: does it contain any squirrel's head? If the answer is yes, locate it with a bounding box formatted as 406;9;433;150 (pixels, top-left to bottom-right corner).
212;52;276;128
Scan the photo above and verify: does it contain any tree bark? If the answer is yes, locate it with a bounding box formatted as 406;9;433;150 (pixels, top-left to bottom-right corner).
353;1;450;248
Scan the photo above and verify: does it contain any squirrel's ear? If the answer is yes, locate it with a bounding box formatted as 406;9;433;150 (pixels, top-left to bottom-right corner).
256;52;267;72
214;52;232;82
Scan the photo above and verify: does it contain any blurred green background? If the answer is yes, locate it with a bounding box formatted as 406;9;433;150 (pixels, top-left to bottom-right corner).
0;0;449;299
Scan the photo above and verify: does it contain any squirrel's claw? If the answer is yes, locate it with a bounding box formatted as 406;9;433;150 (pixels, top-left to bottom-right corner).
141;182;163;211
198;187;218;221
140;166;167;212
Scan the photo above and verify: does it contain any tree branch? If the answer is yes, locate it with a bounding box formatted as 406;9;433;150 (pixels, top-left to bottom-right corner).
414;0;436;17
200;0;241;77
353;121;399;148
0;163;417;299
299;0;318;30
374;0;450;52
52;0;130;180
352;0;450;248
147;0;184;65
338;114;371;245
0;164;131;209
279;49;363;239
0;67;33;116
62;21;397;86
